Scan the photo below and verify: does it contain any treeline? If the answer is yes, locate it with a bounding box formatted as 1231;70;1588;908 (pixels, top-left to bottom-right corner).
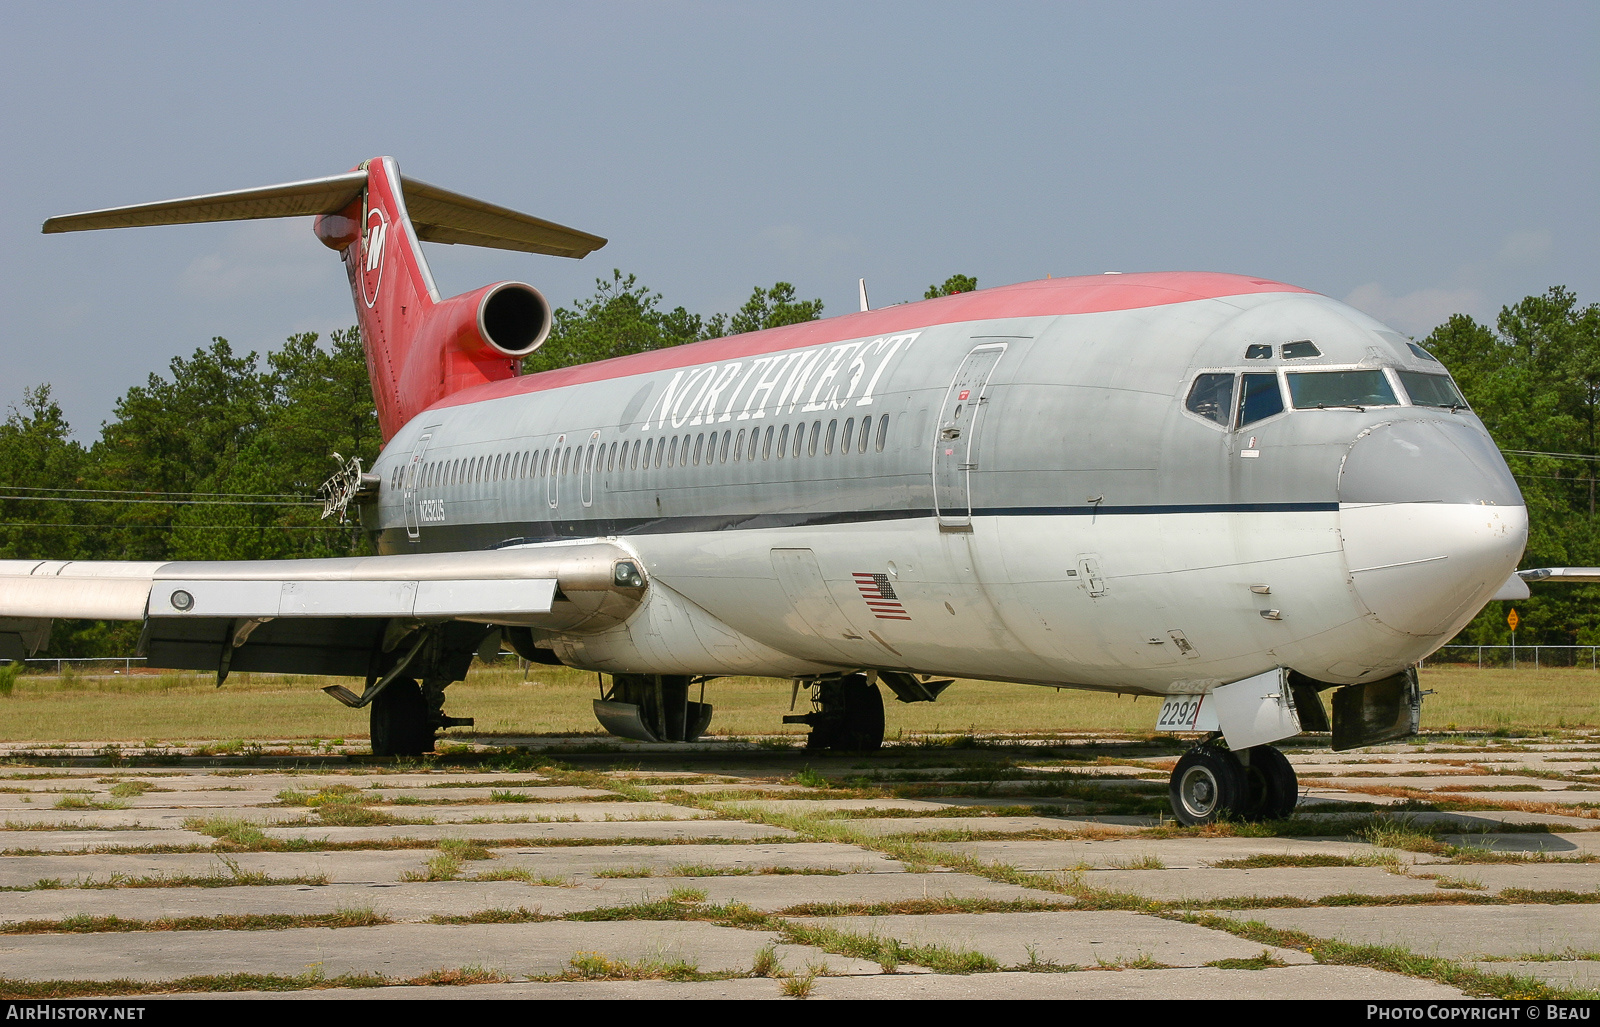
6;275;1588;656
1422;286;1600;648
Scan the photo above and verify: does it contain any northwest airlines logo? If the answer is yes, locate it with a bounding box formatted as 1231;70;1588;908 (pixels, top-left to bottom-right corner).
360;207;388;308
635;332;920;431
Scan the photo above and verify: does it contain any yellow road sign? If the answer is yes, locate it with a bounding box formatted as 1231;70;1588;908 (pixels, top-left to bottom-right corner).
1508;608;1520;632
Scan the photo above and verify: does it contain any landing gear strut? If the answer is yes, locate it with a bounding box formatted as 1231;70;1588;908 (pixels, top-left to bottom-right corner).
784;674;885;751
1168;741;1298;825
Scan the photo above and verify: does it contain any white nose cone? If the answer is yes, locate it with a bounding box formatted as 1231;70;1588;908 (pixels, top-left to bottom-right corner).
1341;502;1528;636
1339;420;1527;638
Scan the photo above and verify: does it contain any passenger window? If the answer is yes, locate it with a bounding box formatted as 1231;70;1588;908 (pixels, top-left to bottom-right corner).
765;426;776;459
720;430;731;464
825;419;837;455
734;428;746;461
841;418;854;453
1186;373;1235;426
644;438;654;468
808;421;820;456
1237;373;1285;426
1281;340;1321;359
748;428;760;461
693;433;704;465
777;423;789;458
1245;344;1272;360
875;414;889;452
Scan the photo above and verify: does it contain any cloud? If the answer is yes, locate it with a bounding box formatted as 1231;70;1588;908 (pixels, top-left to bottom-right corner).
1343;282;1489;335
1497;229;1552;267
176;219;331;300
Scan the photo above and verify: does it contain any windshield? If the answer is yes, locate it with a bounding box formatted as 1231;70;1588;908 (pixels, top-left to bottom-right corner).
1398;371;1468;409
1286;370;1399;409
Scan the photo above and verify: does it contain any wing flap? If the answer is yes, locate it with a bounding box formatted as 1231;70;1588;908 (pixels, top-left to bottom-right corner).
2;543;634;624
149;577;557;619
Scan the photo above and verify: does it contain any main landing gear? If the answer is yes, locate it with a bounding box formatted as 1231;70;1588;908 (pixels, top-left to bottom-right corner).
784;673;885;751
1168;741;1298;825
368;675;477;757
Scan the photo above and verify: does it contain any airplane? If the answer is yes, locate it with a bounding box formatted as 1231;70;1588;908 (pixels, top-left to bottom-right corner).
0;156;1536;826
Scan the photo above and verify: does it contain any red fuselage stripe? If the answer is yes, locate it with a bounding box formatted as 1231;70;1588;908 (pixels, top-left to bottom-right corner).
425;272;1309;412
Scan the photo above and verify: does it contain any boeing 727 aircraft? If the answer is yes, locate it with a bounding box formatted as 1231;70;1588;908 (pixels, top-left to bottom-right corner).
0;158;1531;824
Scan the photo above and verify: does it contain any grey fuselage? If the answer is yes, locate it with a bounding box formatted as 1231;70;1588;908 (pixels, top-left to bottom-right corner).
366;277;1526;695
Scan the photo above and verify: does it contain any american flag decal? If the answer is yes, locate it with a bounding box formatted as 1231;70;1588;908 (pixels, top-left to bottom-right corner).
854;571;911;620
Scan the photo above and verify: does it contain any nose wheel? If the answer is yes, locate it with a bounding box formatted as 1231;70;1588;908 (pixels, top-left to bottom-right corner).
1169;742;1298;825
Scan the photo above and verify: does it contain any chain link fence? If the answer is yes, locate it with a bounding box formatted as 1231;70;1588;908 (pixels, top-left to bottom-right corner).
1421;645;1600;670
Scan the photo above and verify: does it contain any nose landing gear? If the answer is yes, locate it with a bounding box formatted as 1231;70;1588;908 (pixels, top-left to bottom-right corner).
1169;741;1298;825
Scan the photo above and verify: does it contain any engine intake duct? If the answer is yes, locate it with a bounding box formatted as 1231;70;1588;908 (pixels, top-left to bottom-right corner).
447;281;551;358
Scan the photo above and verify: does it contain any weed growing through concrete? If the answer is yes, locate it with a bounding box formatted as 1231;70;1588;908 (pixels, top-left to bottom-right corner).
563;951;706;982
778;921;999;974
1204;950;1289;970
1175;912;1590;1000
750;945;783;978
779;966;821;997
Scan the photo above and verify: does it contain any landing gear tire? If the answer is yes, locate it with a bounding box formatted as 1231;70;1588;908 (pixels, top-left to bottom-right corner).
371;679;435;757
840;676;885;752
797;674;885;752
1169;744;1245;826
1237;745;1298;821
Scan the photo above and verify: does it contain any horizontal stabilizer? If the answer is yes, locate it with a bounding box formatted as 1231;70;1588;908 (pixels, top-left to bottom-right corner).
1519;567;1600;583
404;178;606;258
42;172;369;233
42;169;606;258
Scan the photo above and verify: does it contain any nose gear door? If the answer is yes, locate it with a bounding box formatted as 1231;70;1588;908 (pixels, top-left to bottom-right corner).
933;344;1006;531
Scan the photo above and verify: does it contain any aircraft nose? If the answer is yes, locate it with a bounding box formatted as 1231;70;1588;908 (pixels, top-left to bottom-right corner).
1338;419;1527;637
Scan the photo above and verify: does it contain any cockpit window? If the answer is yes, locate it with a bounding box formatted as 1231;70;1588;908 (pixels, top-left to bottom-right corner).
1245;344;1272;360
1237;373;1285;427
1281;340;1321;359
1287;370;1399;409
1186;373;1235;426
1407;342;1439;363
1398;371;1468;409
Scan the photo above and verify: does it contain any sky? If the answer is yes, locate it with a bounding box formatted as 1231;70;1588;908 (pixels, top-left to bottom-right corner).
2;0;1595;438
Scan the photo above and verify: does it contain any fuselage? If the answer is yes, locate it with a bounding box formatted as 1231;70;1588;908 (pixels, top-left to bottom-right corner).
366;273;1527;695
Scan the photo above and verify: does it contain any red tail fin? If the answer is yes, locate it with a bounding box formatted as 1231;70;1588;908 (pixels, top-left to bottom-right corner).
44;157;606;443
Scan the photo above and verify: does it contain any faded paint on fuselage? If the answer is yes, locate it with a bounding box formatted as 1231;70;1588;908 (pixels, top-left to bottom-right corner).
365;281;1526;695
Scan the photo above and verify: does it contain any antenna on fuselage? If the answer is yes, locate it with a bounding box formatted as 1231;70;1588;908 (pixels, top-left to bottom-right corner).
858;278;871;312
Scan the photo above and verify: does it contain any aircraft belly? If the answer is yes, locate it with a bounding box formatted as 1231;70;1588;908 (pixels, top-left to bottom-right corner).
622;523;1057;681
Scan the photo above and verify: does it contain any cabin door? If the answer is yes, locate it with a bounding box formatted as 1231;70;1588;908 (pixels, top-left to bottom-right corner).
933;344;1006;531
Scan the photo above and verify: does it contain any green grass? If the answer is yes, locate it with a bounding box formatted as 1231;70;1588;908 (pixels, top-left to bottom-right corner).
2;907;389;935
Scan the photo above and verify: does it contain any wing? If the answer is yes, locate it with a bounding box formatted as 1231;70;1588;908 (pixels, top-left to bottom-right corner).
0;545;645;682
